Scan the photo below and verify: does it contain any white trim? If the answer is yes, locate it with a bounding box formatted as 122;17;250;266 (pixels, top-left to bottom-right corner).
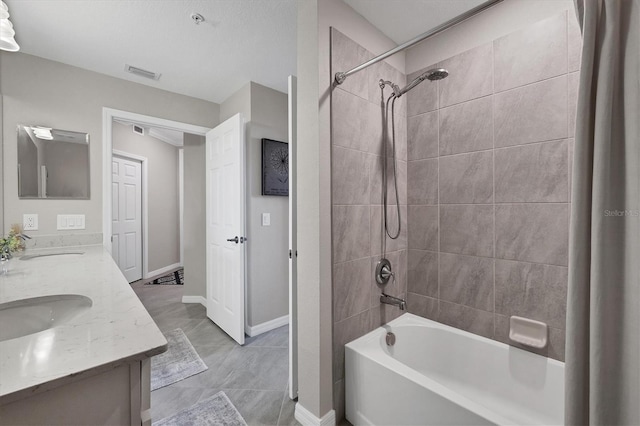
288;74;299;400
294;404;336;426
244;315;289;337
102;107;210;255
147;262;182;280
181;295;206;306
178;149;184;266
112;150;149;280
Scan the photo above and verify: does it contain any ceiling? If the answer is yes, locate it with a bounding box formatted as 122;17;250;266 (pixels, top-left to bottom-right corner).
5;1;487;105
346;0;488;44
5;0;297;104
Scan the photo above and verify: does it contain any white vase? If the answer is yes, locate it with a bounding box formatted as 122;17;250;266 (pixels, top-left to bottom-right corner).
0;256;12;275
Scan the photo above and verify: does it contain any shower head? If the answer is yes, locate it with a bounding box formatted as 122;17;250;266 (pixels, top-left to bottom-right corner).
395;68;449;98
426;68;449;81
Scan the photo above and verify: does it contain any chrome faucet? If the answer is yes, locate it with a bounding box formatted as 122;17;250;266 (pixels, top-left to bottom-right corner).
380;293;406;311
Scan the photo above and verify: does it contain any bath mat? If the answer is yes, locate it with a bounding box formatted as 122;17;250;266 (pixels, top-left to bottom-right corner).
151;328;207;390
152;391;248;426
149;268;184;285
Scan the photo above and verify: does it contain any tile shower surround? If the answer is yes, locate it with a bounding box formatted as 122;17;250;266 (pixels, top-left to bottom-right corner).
330;27;409;420
330;11;581;420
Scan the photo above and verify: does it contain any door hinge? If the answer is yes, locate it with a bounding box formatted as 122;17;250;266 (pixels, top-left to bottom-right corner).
289;249;292;259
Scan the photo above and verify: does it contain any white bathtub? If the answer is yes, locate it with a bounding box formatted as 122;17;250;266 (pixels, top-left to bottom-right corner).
345;313;564;425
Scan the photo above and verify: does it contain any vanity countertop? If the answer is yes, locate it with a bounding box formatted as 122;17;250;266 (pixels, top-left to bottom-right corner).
0;245;167;402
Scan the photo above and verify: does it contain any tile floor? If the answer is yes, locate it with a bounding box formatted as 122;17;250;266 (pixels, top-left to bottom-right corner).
132;281;299;426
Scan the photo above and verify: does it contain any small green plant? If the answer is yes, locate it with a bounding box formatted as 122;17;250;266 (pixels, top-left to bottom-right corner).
0;224;30;260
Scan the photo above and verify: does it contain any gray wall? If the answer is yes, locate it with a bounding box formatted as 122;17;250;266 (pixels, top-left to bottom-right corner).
0;52;219;236
403;11;581;362
328;3;580;420
220;82;251;123
183;133;206;299
220;81;290;328
112;121;180;273
246;123;289;327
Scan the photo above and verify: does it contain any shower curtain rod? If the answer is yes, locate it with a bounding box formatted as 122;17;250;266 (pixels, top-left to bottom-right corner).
334;0;504;85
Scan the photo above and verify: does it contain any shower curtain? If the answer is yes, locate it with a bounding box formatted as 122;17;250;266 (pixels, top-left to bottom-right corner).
565;0;640;425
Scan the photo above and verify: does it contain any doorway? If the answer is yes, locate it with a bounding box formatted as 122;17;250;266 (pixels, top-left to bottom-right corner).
102;108;210;282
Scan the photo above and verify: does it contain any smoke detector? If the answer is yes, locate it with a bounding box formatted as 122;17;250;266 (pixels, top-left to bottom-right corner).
191;13;204;24
124;64;161;80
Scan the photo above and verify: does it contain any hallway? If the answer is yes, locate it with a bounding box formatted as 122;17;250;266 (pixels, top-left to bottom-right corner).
132;282;299;426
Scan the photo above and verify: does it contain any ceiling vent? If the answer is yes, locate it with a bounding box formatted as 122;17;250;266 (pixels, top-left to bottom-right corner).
125;64;161;80
132;124;145;136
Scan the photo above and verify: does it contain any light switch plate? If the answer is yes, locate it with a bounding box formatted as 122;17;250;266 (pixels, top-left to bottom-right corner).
57;214;86;230
262;213;271;227
23;214;38;231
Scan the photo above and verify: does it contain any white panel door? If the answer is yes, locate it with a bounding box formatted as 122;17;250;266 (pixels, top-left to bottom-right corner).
206;113;246;345
112;155;142;282
288;75;298;399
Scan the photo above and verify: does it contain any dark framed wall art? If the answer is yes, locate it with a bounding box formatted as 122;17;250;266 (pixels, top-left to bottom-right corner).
261;138;289;196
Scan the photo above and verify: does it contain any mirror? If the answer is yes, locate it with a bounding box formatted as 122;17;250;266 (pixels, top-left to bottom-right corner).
17;125;90;199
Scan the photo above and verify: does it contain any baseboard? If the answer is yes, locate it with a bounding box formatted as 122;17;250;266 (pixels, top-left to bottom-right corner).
181;296;206;307
146;263;182;280
295;403;336;426
244;315;289;337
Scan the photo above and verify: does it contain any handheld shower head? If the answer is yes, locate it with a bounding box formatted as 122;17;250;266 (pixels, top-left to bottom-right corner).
395;68;448;98
426;68;449;81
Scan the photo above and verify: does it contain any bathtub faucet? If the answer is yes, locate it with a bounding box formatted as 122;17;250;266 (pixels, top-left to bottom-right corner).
380;293;406;311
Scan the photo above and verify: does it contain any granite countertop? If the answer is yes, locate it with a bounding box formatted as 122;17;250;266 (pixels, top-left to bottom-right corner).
0;245;167;403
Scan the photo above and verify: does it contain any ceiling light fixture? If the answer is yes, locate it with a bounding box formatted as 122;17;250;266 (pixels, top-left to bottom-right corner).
31;126;53;140
0;1;20;52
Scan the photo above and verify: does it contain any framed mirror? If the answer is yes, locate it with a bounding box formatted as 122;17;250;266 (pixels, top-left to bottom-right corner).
17;125;90;199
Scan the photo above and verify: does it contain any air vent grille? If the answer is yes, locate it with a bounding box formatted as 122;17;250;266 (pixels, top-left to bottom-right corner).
133;125;145;136
125;64;161;80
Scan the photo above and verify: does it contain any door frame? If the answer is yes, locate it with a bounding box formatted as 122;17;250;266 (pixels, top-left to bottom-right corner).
288;75;298;400
102;108;210;278
111;150;147;280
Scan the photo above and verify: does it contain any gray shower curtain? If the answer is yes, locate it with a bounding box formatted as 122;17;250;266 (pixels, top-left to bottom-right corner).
565;0;640;425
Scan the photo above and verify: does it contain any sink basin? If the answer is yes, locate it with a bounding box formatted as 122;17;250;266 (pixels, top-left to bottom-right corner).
0;295;92;342
20;252;85;261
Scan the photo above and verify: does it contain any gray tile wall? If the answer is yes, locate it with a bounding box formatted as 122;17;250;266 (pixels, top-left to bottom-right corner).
406;11;582;362
330;28;408;420
329;11;581;419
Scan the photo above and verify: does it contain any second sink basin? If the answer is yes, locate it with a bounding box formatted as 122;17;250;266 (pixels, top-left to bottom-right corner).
20;252;85;261
0;294;93;342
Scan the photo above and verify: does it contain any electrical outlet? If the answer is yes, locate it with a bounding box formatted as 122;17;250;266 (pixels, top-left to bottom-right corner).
23;214;38;231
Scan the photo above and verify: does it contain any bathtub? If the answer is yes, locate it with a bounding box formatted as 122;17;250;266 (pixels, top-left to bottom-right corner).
345;313;564;425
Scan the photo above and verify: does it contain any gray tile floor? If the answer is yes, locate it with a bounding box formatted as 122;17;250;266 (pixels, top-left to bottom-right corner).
132;281;299;426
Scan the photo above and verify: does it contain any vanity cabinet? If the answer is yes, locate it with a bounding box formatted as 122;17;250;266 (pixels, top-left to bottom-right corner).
0;359;152;426
0;247;166;426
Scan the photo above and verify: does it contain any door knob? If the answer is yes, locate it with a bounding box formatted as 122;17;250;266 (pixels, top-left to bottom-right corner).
227;236;239;244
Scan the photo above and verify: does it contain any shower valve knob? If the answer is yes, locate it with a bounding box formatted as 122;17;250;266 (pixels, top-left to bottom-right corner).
375;258;393;285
